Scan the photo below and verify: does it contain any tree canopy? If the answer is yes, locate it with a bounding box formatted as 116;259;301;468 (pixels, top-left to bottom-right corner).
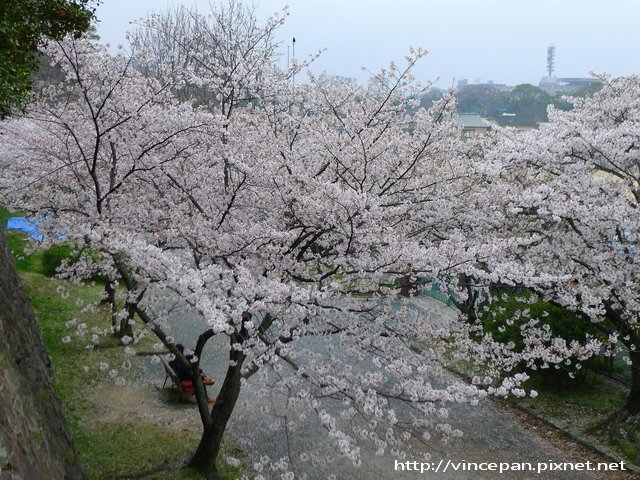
0;2;636;478
0;0;94;118
480;74;640;423
0;28;533;477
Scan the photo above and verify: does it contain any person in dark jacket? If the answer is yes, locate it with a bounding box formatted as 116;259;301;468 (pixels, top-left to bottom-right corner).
169;344;216;403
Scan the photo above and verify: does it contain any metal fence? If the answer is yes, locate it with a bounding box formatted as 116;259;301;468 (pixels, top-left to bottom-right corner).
420;282;457;307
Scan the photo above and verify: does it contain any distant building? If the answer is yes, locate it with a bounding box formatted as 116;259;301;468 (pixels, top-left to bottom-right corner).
538;46;601;95
454;113;491;137
475;80;511;91
539;76;601;95
457;79;512;91
539;75;560;94
489;112;540;131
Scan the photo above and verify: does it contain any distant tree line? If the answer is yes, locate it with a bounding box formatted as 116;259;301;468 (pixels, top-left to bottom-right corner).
421;82;603;124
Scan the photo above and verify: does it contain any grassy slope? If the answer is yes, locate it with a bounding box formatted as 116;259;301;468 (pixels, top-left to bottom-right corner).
481;290;637;463
4;206;242;479
515;376;635;462
23;272;201;479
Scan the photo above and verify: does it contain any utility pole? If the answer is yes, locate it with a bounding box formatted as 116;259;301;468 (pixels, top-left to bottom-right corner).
292;37;296;93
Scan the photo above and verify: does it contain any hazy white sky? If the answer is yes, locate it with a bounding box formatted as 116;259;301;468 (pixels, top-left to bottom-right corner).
95;0;640;88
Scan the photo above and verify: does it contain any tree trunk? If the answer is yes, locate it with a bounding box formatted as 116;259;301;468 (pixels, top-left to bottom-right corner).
110;257;139;339
103;282;122;337
100;281;115;307
452;274;482;324
116;303;135;339
106;284;134;339
397;273;418;297
111;311;134;339
606;303;640;417
626;349;640;415
188;343;246;479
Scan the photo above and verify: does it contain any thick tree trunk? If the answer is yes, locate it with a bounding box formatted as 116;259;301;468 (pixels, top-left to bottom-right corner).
0;229;85;478
626;349;640;415
452;274;482;324
397;273;418;297
188;342;246;480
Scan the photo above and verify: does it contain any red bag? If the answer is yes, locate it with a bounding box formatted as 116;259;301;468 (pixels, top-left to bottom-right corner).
180;380;194;396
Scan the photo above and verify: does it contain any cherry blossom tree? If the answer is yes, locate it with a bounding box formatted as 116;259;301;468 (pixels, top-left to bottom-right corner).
0;38;215;338
0;17;545;480
483;75;640;443
103;50;522;478
130;0;289;111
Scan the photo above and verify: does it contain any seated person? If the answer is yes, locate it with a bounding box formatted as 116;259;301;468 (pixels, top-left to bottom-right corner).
169;343;216;404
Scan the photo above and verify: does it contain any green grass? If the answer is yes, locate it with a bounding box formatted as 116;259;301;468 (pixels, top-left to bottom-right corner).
479;288;637;462
515;374;636;463
1;205;45;272
0;204;14;222
518;375;627;429
9;221;244;479
9;233;45;272
74;423;197;478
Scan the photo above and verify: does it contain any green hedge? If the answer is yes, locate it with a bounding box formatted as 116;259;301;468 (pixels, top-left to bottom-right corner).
42;245;77;277
482;288;608;387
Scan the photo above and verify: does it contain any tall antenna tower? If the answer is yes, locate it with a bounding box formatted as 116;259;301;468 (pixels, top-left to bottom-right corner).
546;45;555;76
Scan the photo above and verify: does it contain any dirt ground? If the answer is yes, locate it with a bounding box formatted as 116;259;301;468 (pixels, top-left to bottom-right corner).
90;383;201;433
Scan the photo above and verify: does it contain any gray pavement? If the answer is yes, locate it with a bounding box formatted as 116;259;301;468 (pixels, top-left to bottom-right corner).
145;294;595;480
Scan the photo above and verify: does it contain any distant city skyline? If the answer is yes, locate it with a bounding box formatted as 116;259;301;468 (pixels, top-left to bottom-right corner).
95;0;640;88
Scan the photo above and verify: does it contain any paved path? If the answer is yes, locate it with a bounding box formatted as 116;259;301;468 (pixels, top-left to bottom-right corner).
147;294;595;480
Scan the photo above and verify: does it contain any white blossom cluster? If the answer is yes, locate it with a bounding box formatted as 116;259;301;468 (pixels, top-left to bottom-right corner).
1;7;637;475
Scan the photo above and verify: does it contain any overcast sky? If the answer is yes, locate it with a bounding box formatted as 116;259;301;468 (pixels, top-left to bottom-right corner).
95;0;640;88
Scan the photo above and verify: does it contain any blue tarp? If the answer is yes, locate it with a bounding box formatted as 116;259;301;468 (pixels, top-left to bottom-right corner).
6;217;43;241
